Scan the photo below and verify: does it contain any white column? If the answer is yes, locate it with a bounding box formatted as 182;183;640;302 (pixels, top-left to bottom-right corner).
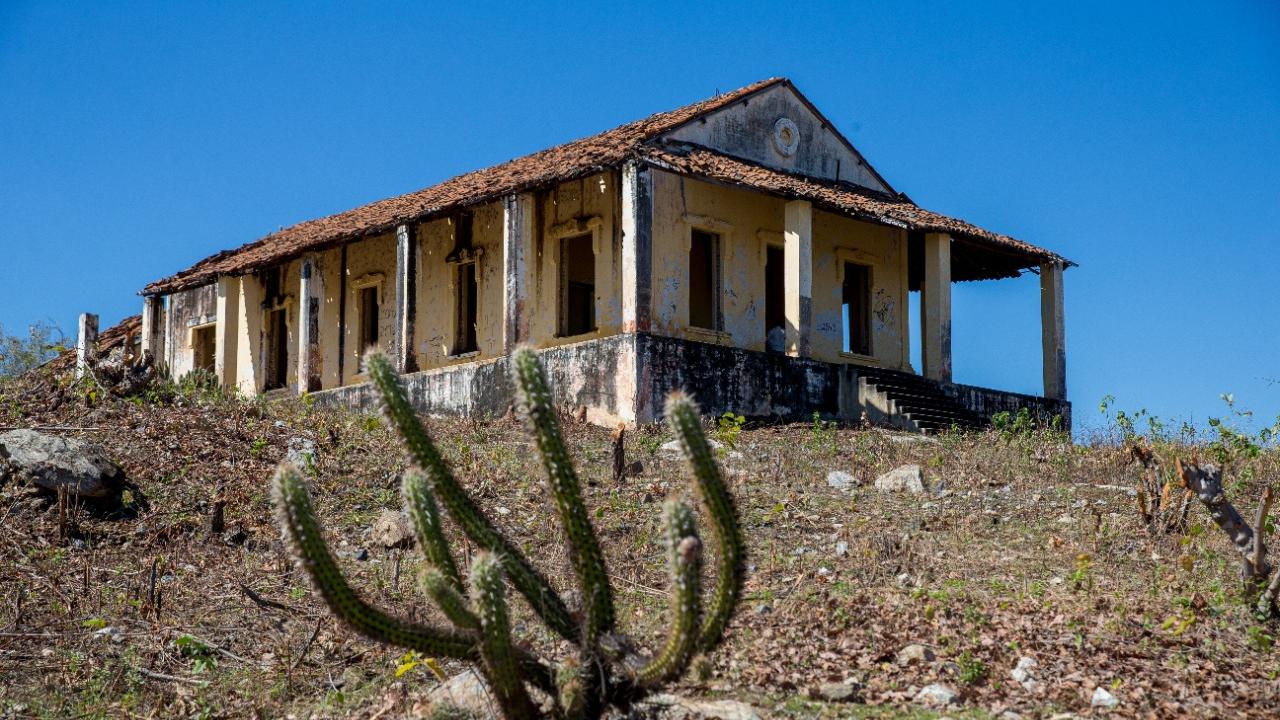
394;223;418;372
1040;260;1067;400
297;255;323;393
921;232;952;382
214;276;238;388
75;313;98;379
235;274;263;394
784;200;813;358
503;192;536;352
140;296;164;362
620;161;653;334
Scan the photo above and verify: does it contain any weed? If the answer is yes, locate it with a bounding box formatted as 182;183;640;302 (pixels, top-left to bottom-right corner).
957;650;988;685
715;411;746;450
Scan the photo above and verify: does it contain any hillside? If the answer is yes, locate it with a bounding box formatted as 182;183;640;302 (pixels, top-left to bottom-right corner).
1;370;1278;719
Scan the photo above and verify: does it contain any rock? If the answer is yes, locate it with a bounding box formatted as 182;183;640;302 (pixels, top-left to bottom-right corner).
885;432;940;445
641;694;761;720
661;439;725;455
286;437;317;467
813;680;861;702
353;548;369;561
1091;687;1119;709
370;510;415;549
834;541;849;556
0;430;124;499
896;643;936;665
874;464;925;494
826;470;854;490
1010;656;1038;690
915;683;960;707
426;669;496;719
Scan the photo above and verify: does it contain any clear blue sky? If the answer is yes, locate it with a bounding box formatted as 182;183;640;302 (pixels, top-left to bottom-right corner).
2;1;1277;434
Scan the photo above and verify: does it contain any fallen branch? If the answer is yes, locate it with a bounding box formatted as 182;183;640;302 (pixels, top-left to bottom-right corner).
1177;459;1279;618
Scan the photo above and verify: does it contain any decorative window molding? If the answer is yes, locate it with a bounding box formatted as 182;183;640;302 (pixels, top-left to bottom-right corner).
444;246;484;265
549;215;603;255
834;247;878;280
351;272;385;304
756;229;783;265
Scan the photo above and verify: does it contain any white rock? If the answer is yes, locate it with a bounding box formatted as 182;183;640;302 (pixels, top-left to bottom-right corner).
896;643;936;665
1010;656;1038;683
915;683;960;707
826;470;855;490
643;693;761;720
1091;687;1119;709
835;541;849;556
874;464;926;494
427;670;496;719
1010;655;1039;690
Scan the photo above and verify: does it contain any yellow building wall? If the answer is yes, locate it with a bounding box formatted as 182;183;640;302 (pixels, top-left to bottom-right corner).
649;170;910;370
413;203;504;369
532;172;622;347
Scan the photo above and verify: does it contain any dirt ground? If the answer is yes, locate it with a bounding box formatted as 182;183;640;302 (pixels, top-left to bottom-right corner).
1;371;1278;719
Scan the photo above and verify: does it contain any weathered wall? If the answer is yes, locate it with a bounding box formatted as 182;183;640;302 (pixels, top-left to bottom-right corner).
164;283;217;377
660;82;890;191
649;170;909;369
339;233;396;385
635;334;849;422
313;333;635;426
416;204;503;368
940;381;1073;431
532;172;622;347
810;212;908;368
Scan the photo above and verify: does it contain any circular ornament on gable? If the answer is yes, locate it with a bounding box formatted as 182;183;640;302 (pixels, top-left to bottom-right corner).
772;117;800;157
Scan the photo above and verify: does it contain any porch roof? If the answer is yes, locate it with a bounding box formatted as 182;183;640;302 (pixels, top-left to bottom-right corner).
143;78;1070;295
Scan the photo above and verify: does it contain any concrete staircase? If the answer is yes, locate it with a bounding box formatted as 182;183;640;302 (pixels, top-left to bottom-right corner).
855;365;986;433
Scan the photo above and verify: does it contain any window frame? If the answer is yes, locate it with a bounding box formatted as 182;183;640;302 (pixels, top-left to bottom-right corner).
837;255;875;359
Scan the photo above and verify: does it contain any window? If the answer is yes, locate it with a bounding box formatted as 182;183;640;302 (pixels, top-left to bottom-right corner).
264;308;289;390
191;324;215;373
764;245;785;352
688;229;720;330
842;261;872;356
359;285;380;353
559;233;596;336
455;262;478;354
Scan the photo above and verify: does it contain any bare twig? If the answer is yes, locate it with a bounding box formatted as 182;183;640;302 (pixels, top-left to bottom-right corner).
291;618;323;671
239;583;298;614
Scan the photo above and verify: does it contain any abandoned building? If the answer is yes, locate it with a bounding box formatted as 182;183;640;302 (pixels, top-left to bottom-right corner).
138;78;1073;431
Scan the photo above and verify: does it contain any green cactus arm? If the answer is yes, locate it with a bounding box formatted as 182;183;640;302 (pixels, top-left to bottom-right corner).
271;465;476;658
365;352;578;643
664;392;745;652
470;553;539;720
403;468;464;593
635;499;703;686
510;347;615;645
422;569;481;631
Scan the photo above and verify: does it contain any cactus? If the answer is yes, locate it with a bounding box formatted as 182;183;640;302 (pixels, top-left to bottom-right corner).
273;348;746;719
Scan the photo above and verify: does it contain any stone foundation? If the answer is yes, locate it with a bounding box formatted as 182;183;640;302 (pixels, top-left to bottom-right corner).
312;333;1071;432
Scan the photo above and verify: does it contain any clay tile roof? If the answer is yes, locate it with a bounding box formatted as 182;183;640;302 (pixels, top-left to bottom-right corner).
143;77;1069;294
639;142;1074;280
143;78;788;294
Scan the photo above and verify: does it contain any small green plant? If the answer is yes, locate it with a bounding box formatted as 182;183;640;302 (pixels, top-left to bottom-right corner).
274;349;745;719
805;411;837;454
715;411;745;450
991;407;1035;441
174;634;217;674
249;437;268;457
957;650;988;685
1246;625;1275;653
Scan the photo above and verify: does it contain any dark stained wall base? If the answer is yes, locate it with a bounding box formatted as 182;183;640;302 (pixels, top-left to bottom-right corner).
311;333;1071;433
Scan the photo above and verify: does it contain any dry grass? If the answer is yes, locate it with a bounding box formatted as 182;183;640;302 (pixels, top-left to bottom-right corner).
1;373;1278;719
